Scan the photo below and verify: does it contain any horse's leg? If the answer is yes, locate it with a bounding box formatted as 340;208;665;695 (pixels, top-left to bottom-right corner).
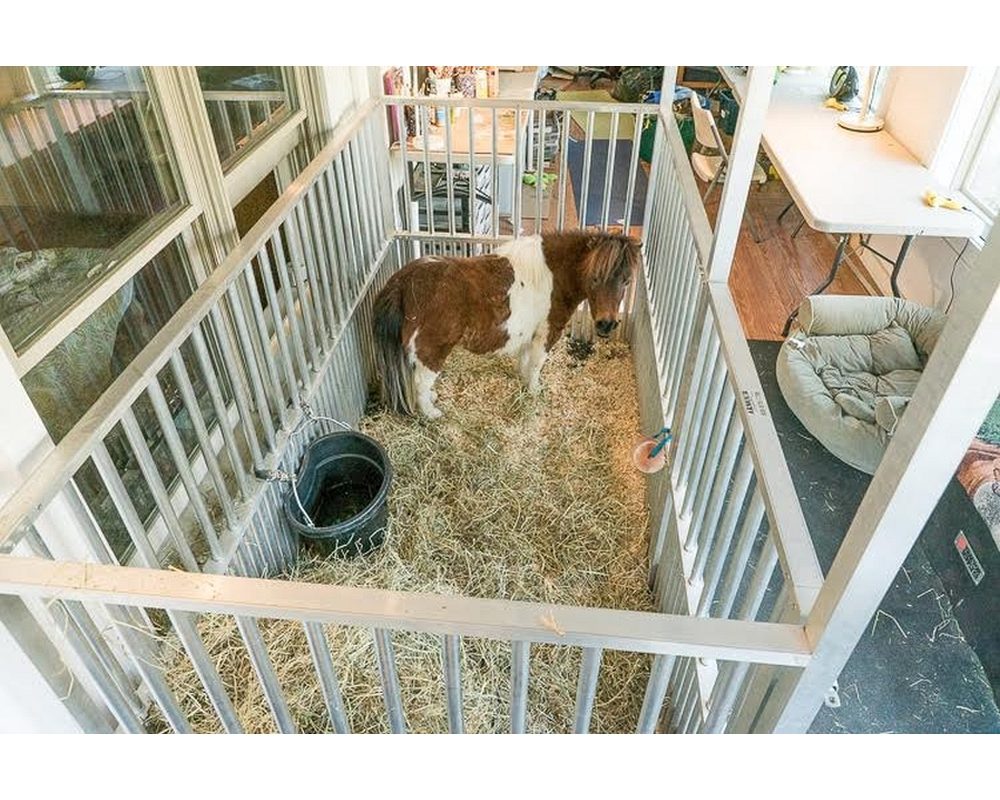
412;359;442;419
521;325;549;395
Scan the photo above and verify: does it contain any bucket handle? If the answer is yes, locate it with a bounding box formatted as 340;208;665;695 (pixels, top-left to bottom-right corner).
256;402;354;529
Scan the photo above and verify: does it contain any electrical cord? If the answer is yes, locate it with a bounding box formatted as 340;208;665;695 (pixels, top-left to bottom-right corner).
945;239;972;314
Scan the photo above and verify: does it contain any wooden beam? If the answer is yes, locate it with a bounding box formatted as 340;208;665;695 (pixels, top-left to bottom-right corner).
0;556;813;667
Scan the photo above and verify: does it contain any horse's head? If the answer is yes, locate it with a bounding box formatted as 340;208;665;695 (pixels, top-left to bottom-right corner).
583;233;641;338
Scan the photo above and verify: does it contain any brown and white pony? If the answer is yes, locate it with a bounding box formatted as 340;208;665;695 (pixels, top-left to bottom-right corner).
372;231;641;418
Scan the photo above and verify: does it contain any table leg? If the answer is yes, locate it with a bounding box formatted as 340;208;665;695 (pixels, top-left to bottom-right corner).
782;232;851;337
889;235;914;298
777;200;795;224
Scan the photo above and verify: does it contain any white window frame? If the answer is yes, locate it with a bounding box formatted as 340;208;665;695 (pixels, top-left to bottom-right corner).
955;67;1000;235
0;67;205;377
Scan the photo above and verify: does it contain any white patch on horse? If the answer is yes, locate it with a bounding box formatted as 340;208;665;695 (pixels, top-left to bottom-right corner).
495;235;553;359
406;327;442;418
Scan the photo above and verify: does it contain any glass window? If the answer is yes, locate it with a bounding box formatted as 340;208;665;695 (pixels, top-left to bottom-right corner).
21;235;224;560
22;236;196;442
964;105;1000;220
196;66;291;168
0;65;183;353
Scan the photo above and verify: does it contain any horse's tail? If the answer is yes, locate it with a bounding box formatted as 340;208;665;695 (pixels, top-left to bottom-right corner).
372;278;414;415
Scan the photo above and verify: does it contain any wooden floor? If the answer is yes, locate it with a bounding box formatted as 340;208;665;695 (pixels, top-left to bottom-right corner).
704;178;870;341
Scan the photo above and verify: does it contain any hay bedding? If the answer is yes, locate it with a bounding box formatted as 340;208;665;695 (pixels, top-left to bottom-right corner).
155;337;656;733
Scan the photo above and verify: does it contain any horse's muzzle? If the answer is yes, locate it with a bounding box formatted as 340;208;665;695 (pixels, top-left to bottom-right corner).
595;319;619;338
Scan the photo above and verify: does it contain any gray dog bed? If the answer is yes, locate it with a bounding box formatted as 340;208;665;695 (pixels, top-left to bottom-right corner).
776;295;946;474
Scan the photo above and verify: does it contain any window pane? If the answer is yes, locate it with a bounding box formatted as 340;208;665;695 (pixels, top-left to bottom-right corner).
196;66;291;168
23;236;196;442
22;236;220;560
966;108;1000;218
0;66;183;352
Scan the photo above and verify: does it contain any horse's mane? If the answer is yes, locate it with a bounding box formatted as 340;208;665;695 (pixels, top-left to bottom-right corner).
583;233;641;285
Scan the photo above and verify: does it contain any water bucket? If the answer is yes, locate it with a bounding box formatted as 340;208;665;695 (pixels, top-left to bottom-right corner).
281;414;392;558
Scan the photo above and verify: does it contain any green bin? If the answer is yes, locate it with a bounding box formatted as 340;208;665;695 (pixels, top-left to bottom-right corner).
639;114;694;163
719;89;739;136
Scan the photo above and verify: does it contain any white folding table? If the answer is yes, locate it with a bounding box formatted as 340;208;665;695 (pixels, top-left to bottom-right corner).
718;67;984;333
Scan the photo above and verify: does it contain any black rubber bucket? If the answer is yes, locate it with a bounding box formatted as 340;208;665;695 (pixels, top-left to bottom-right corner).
283;431;392;557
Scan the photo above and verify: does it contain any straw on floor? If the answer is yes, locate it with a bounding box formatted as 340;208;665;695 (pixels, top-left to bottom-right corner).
155;335;657;733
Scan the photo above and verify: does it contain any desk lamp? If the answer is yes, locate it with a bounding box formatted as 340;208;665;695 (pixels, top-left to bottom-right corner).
838;66;885;132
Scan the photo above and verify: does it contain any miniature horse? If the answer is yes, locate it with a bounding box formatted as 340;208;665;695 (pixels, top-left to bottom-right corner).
372;231;641;418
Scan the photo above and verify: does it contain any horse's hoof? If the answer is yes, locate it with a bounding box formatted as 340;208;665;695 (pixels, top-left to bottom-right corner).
422;407;443;420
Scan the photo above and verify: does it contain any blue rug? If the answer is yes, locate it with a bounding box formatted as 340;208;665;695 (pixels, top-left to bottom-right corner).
567;137;648;228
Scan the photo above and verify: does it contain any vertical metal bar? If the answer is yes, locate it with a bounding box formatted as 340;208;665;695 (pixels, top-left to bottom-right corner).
333;153;362;283
354;121;381;250
696;451;755;612
308;178;345;330
65;98;113;210
420;105;435;236
444;107;456;236
510;639;530;733
22;527;144;722
91;444;197;733
573;647;603;734
716;491;767;619
269;234;312;381
677;333;721;484
681;358;730;517
374;628;407;733
216;101;235;161
636;653;675;733
10;112;61;210
692;443;753;585
237;271;288;422
296;195;334;346
622;110;643;237
89;99;131;211
534;108;546;232
685;386;737;531
467;104;477;235
236;616;296;733
367;114;391;244
238;100;254;143
323;166;355;310
145;378;223;559
580;110;595;228
600;112;619;230
191;323;256;488
704;660;751;733
442;634;464;734
513;105;524;235
170;612;244;733
303;622;350;733
169;351;237;530
110;101;154;215
394;101;412;232
490;107;499;235
556;108;570;231
215;296;275;452
277;218;320;367
254;255;301;407
118;409;199;572
737;535;779;622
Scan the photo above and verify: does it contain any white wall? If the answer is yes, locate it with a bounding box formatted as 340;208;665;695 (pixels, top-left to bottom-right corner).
322;66;374;132
884;68;968;170
855;67;991;311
